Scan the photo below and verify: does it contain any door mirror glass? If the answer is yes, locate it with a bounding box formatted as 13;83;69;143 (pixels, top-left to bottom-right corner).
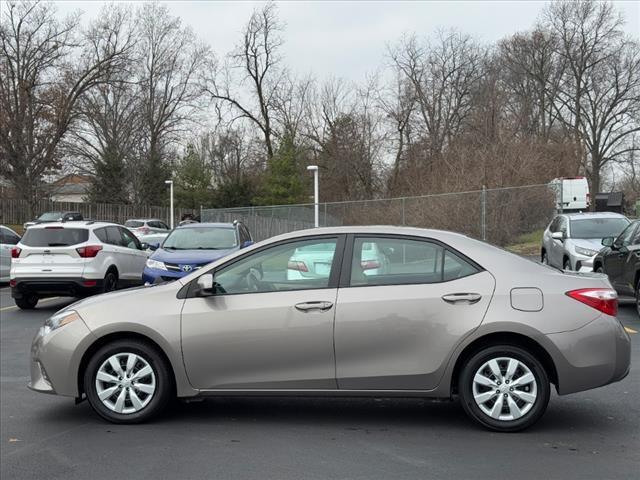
196;273;215;296
551;231;564;241
601;237;614;247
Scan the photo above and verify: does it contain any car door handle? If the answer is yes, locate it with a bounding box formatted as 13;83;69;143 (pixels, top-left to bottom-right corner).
442;293;482;304
295;301;334;312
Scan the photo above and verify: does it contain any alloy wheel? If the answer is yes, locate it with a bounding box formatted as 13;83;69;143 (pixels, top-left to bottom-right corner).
472;357;537;421
95;353;156;414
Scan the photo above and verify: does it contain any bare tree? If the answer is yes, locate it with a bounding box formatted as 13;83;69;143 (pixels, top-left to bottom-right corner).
543;0;639;202
390;30;484;161
205;2;285;161
0;1;133;211
498;29;565;141
62;5;140;203
132;3;210;205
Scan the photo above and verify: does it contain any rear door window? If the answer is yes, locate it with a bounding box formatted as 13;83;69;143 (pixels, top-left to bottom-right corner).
106;226;124;246
349;236;480;286
0;228;20;245
94;228;108;243
21;228;88;247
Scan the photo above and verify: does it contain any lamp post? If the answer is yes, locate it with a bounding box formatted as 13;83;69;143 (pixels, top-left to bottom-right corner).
306;165;319;227
165;180;174;229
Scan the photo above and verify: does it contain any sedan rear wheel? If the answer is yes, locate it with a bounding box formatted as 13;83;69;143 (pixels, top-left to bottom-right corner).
459;345;550;432
84;340;172;423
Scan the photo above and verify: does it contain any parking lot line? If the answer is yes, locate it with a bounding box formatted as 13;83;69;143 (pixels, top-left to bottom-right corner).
0;297;61;313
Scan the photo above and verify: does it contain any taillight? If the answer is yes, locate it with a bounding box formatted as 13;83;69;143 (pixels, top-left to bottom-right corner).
76;245;103;258
11;247;21;258
287;260;308;272
566;288;618;316
361;260;381;271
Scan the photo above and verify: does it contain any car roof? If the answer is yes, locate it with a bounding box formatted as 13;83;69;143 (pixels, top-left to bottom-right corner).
174;222;236;229
561;212;628;220
25;221;118;230
264;225;470;243
126;218;164;222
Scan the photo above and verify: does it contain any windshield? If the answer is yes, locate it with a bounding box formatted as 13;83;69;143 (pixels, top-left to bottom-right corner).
125;220;145;228
570;218;629;239
162;227;237;250
37;212;63;221
21;228;88;247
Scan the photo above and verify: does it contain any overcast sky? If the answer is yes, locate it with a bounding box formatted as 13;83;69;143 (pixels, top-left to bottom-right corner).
55;0;640;82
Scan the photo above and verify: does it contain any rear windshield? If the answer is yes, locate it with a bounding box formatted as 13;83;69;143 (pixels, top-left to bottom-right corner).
125;220;144;228
37;212;63;221
21;228;89;247
570;218;629;239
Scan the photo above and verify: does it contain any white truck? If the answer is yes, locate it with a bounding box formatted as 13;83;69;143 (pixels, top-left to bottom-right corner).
550;177;590;212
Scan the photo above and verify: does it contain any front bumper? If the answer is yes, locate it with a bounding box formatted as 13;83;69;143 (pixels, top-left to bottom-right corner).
12;277;104;298
142;267;185;284
548;314;631;395
29;314;95;397
572;253;596;272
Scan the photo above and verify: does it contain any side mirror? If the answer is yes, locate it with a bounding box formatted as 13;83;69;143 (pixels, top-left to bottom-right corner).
241;240;254;248
196;273;215;296
140;242;149;250
149;242;160;251
601;237;614;247
551;231;565;241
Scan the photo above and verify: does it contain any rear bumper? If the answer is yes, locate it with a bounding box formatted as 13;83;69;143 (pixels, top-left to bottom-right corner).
548;314;631;395
11;277;104;298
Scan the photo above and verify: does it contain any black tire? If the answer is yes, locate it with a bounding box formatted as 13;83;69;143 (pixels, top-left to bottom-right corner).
541;251;548;265
458;345;550;432
595;266;604;274
563;258;571;271
83;340;173;424
15;295;38;310
103;270;118;293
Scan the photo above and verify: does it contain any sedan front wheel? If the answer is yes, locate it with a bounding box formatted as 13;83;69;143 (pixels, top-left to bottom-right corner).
458;345;550;432
83;340;173;423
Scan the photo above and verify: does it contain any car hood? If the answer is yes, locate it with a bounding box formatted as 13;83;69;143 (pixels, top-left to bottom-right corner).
569;238;605;251
150;247;237;264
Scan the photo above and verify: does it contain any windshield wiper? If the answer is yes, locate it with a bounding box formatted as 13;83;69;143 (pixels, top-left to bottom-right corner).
47;243;69;247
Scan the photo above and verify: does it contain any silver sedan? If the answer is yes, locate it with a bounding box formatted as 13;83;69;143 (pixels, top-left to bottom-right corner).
28;226;630;431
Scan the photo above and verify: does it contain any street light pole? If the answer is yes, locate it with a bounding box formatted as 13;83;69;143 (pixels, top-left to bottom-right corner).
165;180;174;229
307;165;319;227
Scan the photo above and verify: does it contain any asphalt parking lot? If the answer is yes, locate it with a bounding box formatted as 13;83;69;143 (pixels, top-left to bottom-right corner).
1;286;638;480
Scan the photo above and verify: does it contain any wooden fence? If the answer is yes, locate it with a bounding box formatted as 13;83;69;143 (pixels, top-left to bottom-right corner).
0;198;192;227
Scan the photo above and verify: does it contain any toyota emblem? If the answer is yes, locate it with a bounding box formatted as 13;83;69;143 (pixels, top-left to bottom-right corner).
181;265;193;272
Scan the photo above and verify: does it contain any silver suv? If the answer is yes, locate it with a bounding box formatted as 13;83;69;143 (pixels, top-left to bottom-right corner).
541;212;629;271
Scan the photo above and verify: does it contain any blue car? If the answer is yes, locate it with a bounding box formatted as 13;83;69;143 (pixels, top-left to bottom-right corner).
142;222;253;284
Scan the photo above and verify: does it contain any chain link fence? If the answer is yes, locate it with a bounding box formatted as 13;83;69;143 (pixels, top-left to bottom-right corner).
202;183;558;246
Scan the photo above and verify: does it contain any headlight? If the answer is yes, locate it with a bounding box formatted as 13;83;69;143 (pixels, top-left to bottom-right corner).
42;310;81;336
575;246;598;257
146;258;167;270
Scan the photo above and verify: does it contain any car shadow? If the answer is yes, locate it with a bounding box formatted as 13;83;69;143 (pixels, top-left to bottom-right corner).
33;395;626;435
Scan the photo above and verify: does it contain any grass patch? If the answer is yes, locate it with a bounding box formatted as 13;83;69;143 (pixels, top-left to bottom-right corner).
505;229;544;256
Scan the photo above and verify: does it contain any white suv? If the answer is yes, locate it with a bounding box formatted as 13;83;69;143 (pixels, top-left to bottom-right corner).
10;222;148;309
